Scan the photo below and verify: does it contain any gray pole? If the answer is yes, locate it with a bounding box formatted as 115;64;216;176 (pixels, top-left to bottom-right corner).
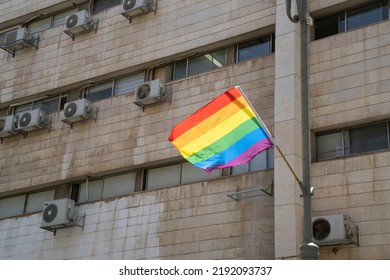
286;0;319;260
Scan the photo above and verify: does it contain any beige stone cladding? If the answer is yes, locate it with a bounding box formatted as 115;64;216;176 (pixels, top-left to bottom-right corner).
309;3;390;259
0;0;276;194
0;170;274;259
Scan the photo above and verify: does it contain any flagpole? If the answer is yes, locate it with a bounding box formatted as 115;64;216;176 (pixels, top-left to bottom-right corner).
235;86;304;188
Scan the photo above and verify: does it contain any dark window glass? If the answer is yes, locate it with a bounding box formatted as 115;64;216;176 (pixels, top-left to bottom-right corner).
314;14;339;40
316;122;390;161
314;0;389;40
173;60;187;80
347;1;385;30
237;35;272;62
187;49;226;77
93;0;121;13
349;123;388;154
87;82;113;102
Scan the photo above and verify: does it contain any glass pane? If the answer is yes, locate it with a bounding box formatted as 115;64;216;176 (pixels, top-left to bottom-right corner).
53;8;78;27
146;164;181;190
237;36;271;62
315;14;340;39
316;132;343;160
210;49;226;69
93;0;121;13
0;195;25;219
102;173;136;198
231;163;248;175
249;150;268;172
173;60;187;80
28;17;51;33
14;103;32;114
87;82;113;102
33;97;60;114
79;179;104;203
348;123;388;154
25;189;55;213
347;2;383;31
188;55;212;76
0;32;6;46
267;147;274;168
114;73;144;95
181;162;220;184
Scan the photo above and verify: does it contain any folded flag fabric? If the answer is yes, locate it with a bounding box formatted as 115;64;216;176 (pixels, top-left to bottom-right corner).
168;86;274;173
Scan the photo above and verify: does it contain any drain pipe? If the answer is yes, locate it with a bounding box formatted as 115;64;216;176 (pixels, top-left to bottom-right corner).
286;0;319;260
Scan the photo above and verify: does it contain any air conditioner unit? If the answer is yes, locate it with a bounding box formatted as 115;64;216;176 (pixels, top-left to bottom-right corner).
60;98;94;125
4;28;30;46
121;0;152;19
0;115;18;138
3;28;30;48
16;109;47;132
63;10;92;37
40;198;76;230
312;214;354;245
134;79;166;108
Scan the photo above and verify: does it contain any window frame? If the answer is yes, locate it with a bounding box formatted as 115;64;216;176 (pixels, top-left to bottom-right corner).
0;188;55;220
235;33;275;63
315;121;390;161
314;0;389;40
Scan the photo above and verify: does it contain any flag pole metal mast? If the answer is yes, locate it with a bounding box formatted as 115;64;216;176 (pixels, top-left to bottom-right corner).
285;0;319;259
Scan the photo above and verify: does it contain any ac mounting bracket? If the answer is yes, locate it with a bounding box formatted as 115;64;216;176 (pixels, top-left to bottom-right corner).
125;0;158;24
227;181;274;201
1;35;39;57
44;212;86;236
63;107;98;129
66;19;99;41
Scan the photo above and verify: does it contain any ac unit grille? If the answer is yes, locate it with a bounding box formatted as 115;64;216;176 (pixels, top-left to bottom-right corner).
66;14;79;29
19;112;32;127
5;30;18;45
64;102;78;118
137;84;151;99
313;218;331;241
42;203;58;223
123;0;137;10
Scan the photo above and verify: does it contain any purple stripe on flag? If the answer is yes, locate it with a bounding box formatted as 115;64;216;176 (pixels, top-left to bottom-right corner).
204;137;273;172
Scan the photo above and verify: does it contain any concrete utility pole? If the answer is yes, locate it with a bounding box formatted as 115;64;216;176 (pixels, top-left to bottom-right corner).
285;0;319;260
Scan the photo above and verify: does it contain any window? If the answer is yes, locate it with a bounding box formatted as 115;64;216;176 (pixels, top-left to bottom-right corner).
114;73;145;96
236;34;275;62
231;147;274;175
78;173;136;203
13;94;68;115
27;8;78;34
28;18;51;34
315;0;389;39
145;163;221;190
172;49;227;80
0;189;55;219
87;82;113;102
87;73;145;102
170;33;275;80
93;0;121;13
316;122;390;160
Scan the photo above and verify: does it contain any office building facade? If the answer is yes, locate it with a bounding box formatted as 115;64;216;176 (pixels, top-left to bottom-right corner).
0;0;389;259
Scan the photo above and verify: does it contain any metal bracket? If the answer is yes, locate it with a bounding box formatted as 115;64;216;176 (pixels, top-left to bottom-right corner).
66;19;99;41
1;35;39;57
125;0;157;23
227;181;274;201
72;212;86;231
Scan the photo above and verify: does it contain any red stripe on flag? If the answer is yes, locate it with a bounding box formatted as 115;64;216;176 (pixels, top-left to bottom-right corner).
168;87;242;142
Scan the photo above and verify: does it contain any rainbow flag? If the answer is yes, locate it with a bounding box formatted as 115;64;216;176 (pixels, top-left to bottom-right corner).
168;86;274;173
